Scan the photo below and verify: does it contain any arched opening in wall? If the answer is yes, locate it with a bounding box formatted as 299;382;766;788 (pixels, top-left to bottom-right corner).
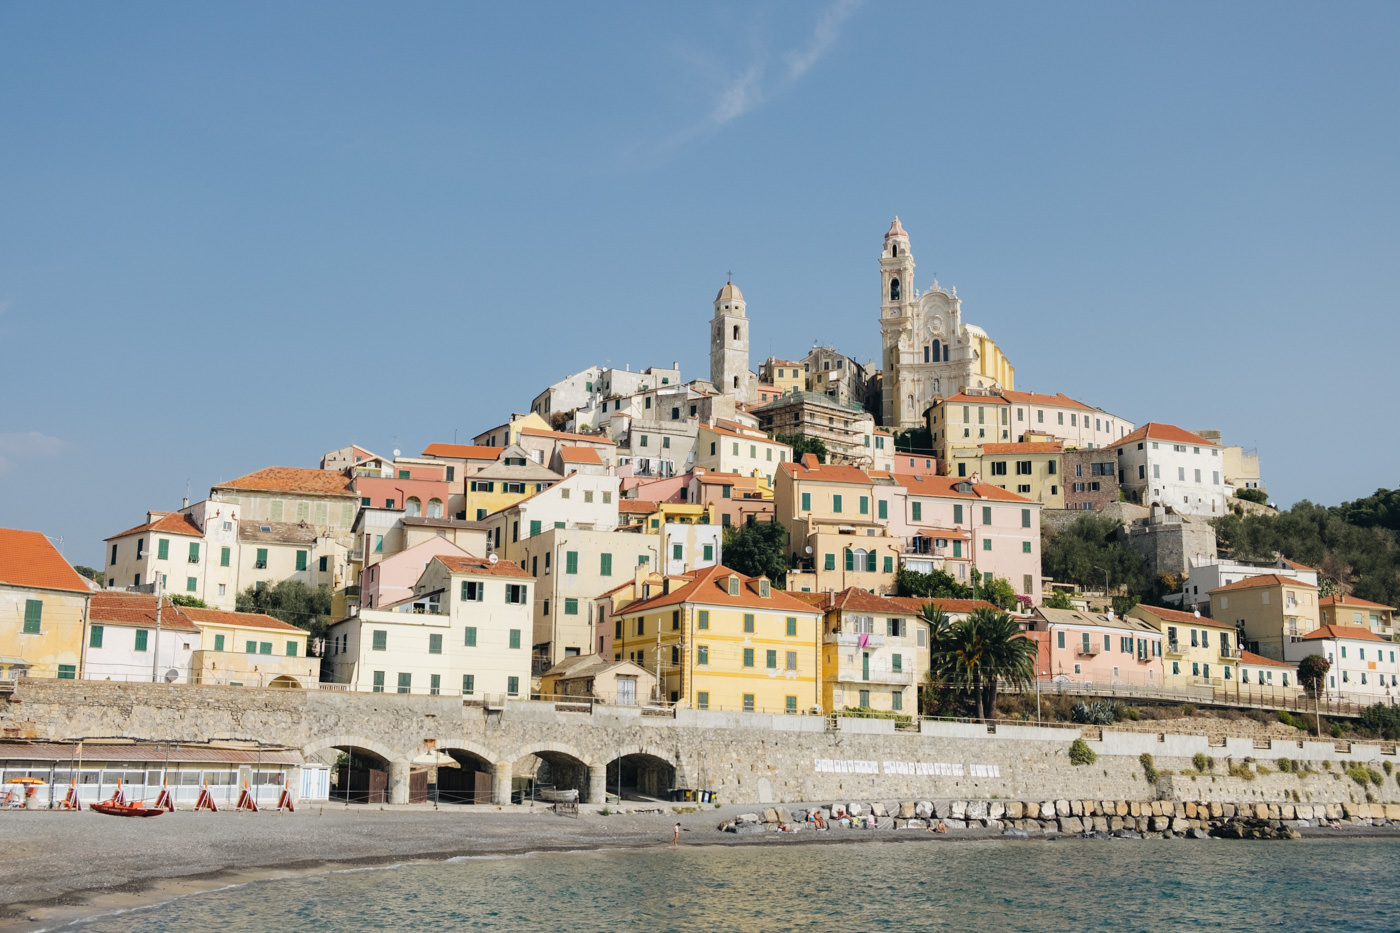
308;744;396;805
605;752;677;802
434;747;495;805
890;278;901;301
427;498;444;518
733;325;740;340
891;244;899;257
406;497;422;517
512;749;590;804
266;674;302;689
932;339;941;362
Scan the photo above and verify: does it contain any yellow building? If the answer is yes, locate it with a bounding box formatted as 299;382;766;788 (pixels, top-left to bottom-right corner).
794;589;926;715
775;455;901;595
1319;594;1396;641
183;607;318;688
611;565;824;713
463;445;562;521
758;358;805;395
0;528;92;680
945;440;1064;508
1209;573;1320;662
1129;605;1240;690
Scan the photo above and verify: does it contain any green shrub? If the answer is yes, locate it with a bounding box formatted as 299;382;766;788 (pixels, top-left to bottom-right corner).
1359;703;1400;739
1227;761;1257;781
1140;753;1160;783
1071;701;1117;725
1346;765;1372;787
1384;761;1394;775
1069;738;1097;765
1276;757;1292;773
1329;721;1345;739
1120;705;1141;722
1368;767;1385;787
1193;753;1213;772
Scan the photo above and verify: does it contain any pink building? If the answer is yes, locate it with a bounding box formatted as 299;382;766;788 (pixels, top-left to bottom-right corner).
1028;607;1164;687
353;475;453;519
358;536;470;610
890;454;941;477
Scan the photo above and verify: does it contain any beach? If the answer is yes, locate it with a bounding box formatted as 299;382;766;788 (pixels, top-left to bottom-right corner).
3;801;1395;932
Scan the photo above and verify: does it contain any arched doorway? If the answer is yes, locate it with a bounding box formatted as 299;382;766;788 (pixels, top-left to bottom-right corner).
434;747;496;805
307;743;395;805
605;752;677;802
266;675;302;689
512;749;590;804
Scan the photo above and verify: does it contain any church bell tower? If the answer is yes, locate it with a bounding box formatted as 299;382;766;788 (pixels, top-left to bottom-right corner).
879;217;916;427
710;280;752;402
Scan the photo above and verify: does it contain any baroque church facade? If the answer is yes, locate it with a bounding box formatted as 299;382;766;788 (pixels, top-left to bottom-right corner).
878;217;1014;430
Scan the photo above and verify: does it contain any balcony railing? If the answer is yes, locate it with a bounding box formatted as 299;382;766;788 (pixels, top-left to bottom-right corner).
1167;640;1180;655
1076;644;1100;657
824;632;886;648
188;556;199;564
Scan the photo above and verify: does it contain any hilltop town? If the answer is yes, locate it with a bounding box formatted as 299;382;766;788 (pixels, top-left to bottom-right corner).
3;217;1395;751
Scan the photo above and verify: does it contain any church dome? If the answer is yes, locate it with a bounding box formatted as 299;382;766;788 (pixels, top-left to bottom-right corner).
716;281;744;302
885;216;908;239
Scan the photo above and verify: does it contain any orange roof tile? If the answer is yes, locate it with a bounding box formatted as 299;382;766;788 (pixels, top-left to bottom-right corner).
1237;650;1292;668
1109;422;1218;450
999;389;1097;412
884;597;1002;615
520;427;616;445
980;442;1063;455
1300;624;1387;643
0;528;91;593
693;471;758;486
937;392;1009;406
106;511;204;541
816;588;919;615
1129;604;1223;626
89;593;199;632
422;443;504;460
618;565;821;616
559;446;604;465
433;554;533;579
1320;594;1395;611
891;473;1034;503
214;467;355;497
776;459;873;486
1209;574;1317;595
182;607;306;634
619;500;658;513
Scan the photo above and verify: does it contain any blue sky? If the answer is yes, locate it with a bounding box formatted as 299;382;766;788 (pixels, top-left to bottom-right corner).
2;1;1396;567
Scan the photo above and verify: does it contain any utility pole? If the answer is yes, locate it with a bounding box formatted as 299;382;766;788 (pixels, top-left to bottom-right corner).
151;572;164;683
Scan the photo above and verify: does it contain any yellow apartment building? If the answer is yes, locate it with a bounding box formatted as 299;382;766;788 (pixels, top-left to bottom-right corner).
0;528;92;680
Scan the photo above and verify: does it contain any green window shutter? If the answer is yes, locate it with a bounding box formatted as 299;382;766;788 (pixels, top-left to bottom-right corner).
860;496;869;514
721;485;731;499
286;641;298;656
135;629;148;651
319;556;328;572
786;617;797;636
845;549;854;571
509;629;521;650
744;613;755;633
698;646;709;665
983;539;992;551
187;577;197;592
507;676;520;696
883;556;893;573
430;674;441;695
703;544;713;561
565;598;578;615
766;649;777;669
1022;508;1031;528
361;497;371;506
982;506;992;525
867;551;877;572
1023;541;1032;553
801;492;811;511
824;553;835;571
214;634;225;652
953;504;963;524
672;544;683;560
90;625;104;648
833;494;842;513
878;500;887;519
372;630;387;651
672;611;680;630
462;674;475;695
554;521;565;529
912;502;922;521
566;551;578;574
698;610;709;630
397;672;411;693
260;642;272;655
953;541;962;558
891;691;903;712
157;539;169;560
189;542;200;562
246;640;257;654
600;553;612;576
220;547;230;567
530;520;541;537
373;671;385;693
23;599;42;633
743;647;754;667
892;653;903;671
464;627;477;647
429;633;443;655
786;695;798;713
398;470;410;479
256;547;268;567
57;664;77;680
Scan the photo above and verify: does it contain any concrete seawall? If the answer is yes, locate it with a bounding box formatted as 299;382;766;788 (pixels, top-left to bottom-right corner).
3;680;1396;807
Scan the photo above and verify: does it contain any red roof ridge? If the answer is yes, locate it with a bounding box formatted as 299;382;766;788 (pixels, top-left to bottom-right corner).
0;528;91;593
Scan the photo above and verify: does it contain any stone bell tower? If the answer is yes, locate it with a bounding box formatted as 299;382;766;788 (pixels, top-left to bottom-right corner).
710;280;752;402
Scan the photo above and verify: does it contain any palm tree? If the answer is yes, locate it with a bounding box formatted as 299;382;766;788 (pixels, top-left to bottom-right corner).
929;607;1037;722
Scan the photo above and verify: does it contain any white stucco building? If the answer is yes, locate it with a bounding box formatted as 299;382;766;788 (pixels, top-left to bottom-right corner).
1110;422;1227;517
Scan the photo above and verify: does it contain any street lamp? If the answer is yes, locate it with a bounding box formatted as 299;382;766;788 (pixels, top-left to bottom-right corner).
1035;670;1049;724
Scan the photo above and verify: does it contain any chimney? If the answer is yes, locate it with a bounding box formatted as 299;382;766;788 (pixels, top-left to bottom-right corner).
182;497;189;509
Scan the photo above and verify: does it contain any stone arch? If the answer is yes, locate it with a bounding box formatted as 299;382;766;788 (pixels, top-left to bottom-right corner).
508;742;594;803
603;748;679;802
433;739;500;805
303;736;401;805
267;674;301;689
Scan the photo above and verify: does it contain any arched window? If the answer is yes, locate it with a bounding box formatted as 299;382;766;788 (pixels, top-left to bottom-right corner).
932;339;941;362
733;325;740;340
924;345;930;363
406;497;421;517
890;278;901;301
427;498;443;518
891;244;899;257
942;343;949;362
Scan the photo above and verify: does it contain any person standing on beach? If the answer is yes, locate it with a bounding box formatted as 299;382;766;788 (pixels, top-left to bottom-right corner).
673;822;681;846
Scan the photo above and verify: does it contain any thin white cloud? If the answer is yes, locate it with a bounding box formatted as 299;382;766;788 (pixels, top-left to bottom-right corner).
0;431;69;474
785;0;861;82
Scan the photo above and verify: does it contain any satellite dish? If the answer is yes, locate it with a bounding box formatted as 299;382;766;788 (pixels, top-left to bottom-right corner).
163;669;179;683
488;554;498;564
393;448;401;458
804;546;813;555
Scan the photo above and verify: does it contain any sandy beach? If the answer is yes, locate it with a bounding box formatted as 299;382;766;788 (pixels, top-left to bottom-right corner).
2;801;1394;932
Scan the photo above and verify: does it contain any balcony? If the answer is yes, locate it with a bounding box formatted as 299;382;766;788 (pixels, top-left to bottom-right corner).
188;556;200;564
1219;647;1237;660
840;669;913;686
1075;644;1100;657
825;632;886;648
349;548;364;562
1166;640;1181;655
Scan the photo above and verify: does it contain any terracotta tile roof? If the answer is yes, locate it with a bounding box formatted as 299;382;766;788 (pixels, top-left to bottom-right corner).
559;446;604;465
1109;422;1218;450
1209;574;1317;595
883;597;1001;615
1300;624;1387;643
1321;594;1395;611
433;554;533;579
776;459;873;486
619;500;658;513
1034;607;1161;634
520;427;615;446
703;421;780;443
891;473;1034;503
0;741;304;765
1129;604;1224;627
936;392;1009;406
618;565;821;616
999;389;1097;412
182;607;307;634
88;593;199;632
980;442;1064;455
214;467;355;497
0;528;92;593
238;520;318;545
421;443;503;460
1237;650;1293;668
1282;558;1315;572
816;588;918;615
693;471;756;486
106;511;205;541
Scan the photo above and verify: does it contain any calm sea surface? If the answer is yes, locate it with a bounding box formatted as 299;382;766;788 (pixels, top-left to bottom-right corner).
69;837;1400;933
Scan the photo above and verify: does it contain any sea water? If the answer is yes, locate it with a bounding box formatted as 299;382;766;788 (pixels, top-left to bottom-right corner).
67;837;1400;932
